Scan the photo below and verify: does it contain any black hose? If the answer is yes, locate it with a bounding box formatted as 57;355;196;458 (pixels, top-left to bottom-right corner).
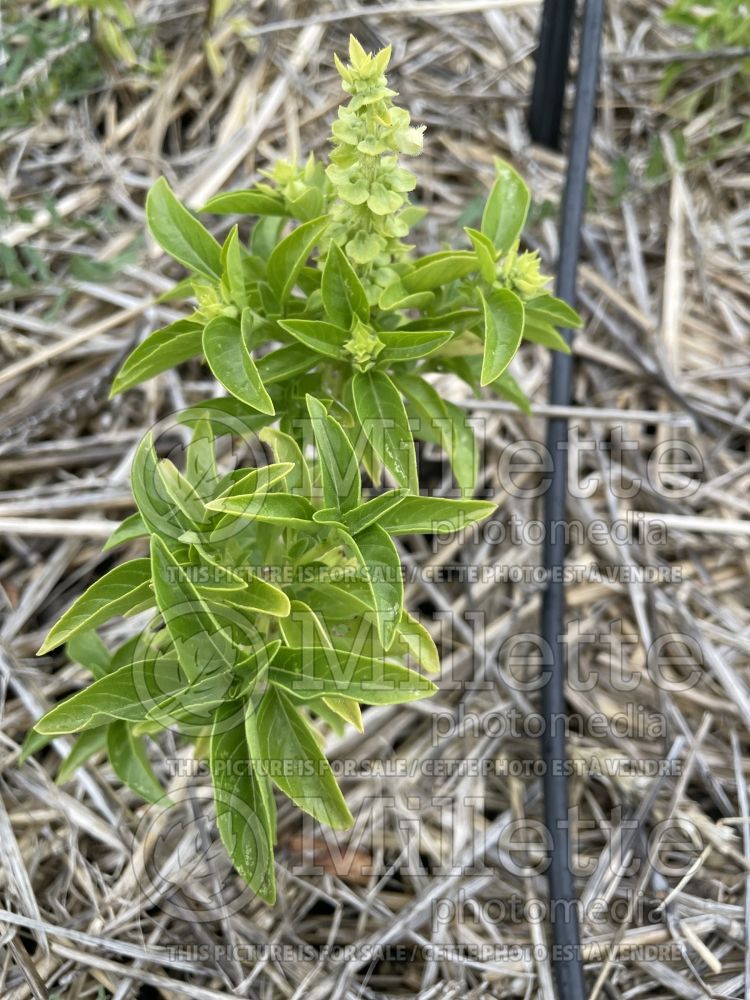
528;0;577;148
538;1;605;998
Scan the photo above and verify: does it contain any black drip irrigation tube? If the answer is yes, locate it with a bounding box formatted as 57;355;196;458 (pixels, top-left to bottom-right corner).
528;0;577;149
528;1;605;998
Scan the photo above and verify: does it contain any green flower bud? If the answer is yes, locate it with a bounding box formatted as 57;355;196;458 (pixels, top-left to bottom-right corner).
261;153;331;220
347;230;386;266
344;318;384;370
192;281;225;321
498;243;550;299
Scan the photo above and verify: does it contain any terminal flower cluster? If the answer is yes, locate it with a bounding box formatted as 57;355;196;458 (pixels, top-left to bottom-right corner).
326;38;425;294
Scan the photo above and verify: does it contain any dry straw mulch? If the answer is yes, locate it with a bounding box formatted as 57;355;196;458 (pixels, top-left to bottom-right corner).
1;1;750;997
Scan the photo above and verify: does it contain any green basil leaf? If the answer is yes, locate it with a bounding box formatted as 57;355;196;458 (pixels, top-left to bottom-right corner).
351;370;417;493
146;667;236;728
267;216;327;304
494;368;533;414
223;577;291;619
479;288;525;386
201;189;288;217
176;537;247;589
525;293;583;329
18;726;55;763
251;215;285;260
305;698;346;735
102;512;148;553
279;600;331;649
180;600;262;675
321;242;369;327
151;535;242;681
399;371;479;493
522;321;571;353
245;698;277;846
67;631;111;680
378;284;435;311
259;428;312;498
157;459;209;525
464;226;498;282
291;612;380;660
156;276;194;303
107;720;166;804
38;559;153;655
296;265;322;295
342;523;403;650
433;331;483;359
377;329;453;363
287;187;325;222
480;159;530;253
341;375;382;484
442;399;479;496
402;251;479;293
256;343;312;383
207;464;296;542
56;727;108;783
341;489;407;535
203;313;275;415
185;416;219;500
297;582;372;621
321;697;363;733
221;225;247;308
132;431;190;538
146;177;222;280
434;356;482;394
306;395;361;512
396;373;445;446
257;685;353;829
395;374;479;495
397;610;440;674
211;700;276;902
215;463;295;502
207;492;316;529
269;645;436;704
34;657;185;734
175;398;275;437
111;320;203;397
401;308;480;332
277;318;348;360
110;631;158;670
377;496;495;535
312;508;346;529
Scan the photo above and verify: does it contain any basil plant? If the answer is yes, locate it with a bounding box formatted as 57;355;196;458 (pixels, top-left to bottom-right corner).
29;37;580;902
